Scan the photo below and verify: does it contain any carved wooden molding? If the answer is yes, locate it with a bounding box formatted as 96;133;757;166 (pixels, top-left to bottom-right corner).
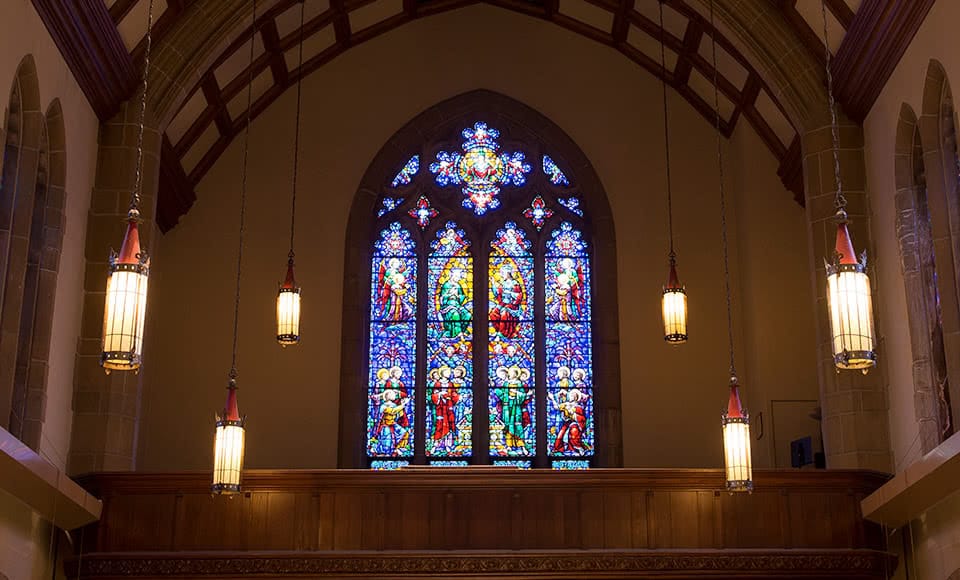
31;0;137;121
68;549;897;578
833;0;937;123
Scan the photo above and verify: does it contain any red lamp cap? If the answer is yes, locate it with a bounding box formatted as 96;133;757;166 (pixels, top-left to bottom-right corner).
281;259;297;290
835;221;859;266
666;260;681;289
224;383;241;421
726;381;745;418
117;218;142;264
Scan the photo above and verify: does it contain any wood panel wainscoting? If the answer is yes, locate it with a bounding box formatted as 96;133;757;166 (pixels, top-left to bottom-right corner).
68;468;896;579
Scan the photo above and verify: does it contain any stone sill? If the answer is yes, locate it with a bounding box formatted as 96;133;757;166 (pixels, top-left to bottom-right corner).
861;429;960;528
0;426;101;529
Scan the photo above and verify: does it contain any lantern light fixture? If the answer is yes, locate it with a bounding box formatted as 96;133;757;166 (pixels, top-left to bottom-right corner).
820;0;876;373
708;0;752;492
657;0;687;344
212;0;257;495
276;0;306;347
100;0;155;373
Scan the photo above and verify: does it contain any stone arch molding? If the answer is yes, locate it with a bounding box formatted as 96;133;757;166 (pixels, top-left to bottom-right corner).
338;89;623;468
918;60;960;442
0;56;68;451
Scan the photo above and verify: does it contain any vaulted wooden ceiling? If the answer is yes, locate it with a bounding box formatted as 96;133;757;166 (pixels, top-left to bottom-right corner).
33;0;932;232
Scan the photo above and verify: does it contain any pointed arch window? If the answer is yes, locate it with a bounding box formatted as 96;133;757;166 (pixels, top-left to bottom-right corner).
365;121;596;468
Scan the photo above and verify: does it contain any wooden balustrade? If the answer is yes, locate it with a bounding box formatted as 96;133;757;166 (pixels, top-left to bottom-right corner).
70;468;896;578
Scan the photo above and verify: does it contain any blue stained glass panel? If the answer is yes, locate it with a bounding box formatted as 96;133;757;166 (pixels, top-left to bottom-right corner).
391;155;419;187
426;223;473;457
543;155;570;186
552;460;590;470
371;460;409;470
494;460;532;469
378;197;402;217
545;223;593;461
557;197;583;216
368;223;417;459
430;460;470;467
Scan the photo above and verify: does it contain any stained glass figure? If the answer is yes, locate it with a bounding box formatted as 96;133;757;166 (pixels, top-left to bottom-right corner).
430;460;469;467
368;223;417;459
391;155;419;187
494;460;532;468
546;223;593;459
523;195;554;231
371;460;410;470
552;459;590;470
408;195;439;229
378;197;403;217
489;222;536;457
542;155;570;186
426;222;473;458
557;197;583;217
429;122;532;214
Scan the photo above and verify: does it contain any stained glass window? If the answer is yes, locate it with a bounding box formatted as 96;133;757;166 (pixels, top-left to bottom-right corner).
489;222;536;457
367;223;417;459
426;223;474;458
391;155;419;187
543;155;570;186
367;121;594;469
430;122;532;214
545;223;593;460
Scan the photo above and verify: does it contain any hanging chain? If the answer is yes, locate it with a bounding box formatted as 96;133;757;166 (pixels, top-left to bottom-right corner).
131;0;156;216
658;0;676;260
289;0;306;260
709;0;736;379
231;0;258;378
821;0;846;214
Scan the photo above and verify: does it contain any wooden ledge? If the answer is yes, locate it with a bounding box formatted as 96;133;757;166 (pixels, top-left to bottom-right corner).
0;426;101;529
862;430;960;528
79;467;890;496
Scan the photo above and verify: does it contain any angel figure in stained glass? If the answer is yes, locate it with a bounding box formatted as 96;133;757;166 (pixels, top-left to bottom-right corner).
493;366;533;454
550;257;586;321
370;389;411;456
490;262;525;339
376;257;413;321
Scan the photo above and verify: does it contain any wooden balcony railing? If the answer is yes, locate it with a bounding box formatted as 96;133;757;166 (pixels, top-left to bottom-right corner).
70;468;896;578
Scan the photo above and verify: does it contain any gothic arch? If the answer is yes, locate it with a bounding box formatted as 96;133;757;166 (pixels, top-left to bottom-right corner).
9;99;67;450
917;60;960;439
338;89;622;468
894;99;955;454
0;55;44;436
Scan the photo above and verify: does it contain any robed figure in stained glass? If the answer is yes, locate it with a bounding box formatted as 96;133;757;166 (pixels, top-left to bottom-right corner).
376;257;413;322
370;388;412;456
429;366;462;453
549;257;586;321
549;374;591;455
493;366;533;454
490;262;524;339
438;268;471;338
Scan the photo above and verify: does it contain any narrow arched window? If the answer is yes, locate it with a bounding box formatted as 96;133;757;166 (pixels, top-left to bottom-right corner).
365;121;595;468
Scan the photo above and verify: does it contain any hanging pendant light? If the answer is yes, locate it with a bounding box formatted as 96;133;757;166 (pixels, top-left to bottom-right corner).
657;0;687;344
708;0;752;492
100;0;156;374
276;0;305;347
213;0;257;495
819;0;876;373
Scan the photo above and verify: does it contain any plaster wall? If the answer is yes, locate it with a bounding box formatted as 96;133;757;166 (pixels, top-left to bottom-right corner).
138;5;818;471
0;0;99;471
864;1;960;577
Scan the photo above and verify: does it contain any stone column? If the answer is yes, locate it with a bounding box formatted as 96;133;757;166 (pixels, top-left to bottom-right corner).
68;100;160;475
801;115;893;472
